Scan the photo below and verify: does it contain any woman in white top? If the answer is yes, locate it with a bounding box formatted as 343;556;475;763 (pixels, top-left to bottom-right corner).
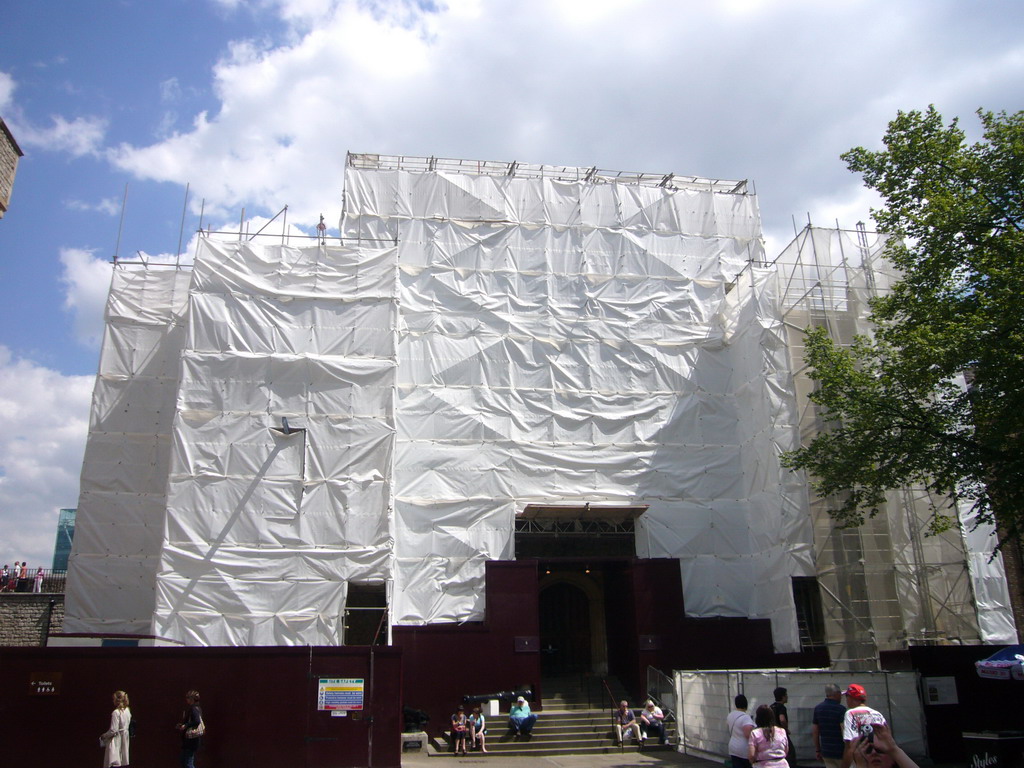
100;690;131;767
727;694;755;768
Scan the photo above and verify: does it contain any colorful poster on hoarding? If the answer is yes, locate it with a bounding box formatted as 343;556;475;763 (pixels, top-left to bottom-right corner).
318;678;364;711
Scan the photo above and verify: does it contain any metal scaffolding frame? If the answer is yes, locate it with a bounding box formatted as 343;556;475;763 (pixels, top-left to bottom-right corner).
346;151;752;194
775;223;987;669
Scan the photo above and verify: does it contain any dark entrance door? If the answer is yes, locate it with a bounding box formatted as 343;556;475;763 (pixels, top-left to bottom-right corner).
539;581;592;675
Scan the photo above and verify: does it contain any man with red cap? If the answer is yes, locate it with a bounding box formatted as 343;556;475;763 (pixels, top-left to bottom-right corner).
840;684;886;768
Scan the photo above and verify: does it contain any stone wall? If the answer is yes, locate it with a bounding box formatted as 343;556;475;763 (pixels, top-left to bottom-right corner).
0;594;64;646
0;118;23;215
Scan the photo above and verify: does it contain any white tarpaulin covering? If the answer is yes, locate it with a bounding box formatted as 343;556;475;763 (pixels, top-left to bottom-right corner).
345;159;812;650
69;157;819;649
64;267;192;635
152;241;398;645
676;669;926;760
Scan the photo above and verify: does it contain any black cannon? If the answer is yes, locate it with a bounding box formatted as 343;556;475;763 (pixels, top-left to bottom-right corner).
403;705;430;731
461;686;534;706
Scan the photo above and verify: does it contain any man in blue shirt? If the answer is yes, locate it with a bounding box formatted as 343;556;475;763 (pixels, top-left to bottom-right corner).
509;696;537;736
813;683;846;768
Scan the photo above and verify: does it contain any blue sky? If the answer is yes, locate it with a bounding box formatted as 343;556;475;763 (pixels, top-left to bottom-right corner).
1;0;1022;569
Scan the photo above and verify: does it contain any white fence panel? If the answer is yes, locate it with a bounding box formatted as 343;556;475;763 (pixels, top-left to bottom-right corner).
675;669;926;761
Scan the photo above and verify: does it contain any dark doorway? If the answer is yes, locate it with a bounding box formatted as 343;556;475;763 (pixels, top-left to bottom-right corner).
539;581;592;675
344;583;388;646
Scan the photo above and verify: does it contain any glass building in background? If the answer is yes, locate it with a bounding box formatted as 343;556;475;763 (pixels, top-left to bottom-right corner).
52;508;76;571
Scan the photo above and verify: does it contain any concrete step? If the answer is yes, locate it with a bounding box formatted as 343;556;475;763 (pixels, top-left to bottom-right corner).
525;723;620;734
541;699;611;710
429;742;677;758
436;721;677;755
495;731;618;744
435;688;676;761
482;709;676;733
492;728;677;742
531;712;616;725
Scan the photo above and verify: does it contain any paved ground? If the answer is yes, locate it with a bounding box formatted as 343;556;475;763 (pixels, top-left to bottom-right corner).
401;746;717;768
400;748;964;768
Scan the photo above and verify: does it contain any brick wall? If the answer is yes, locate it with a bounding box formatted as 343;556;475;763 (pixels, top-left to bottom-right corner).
0;119;22;214
0;594;64;646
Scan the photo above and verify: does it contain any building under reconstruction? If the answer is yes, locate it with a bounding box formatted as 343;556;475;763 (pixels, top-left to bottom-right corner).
62;154;1017;706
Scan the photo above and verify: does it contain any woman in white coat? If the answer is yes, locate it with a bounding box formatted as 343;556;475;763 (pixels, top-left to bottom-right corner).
100;690;131;767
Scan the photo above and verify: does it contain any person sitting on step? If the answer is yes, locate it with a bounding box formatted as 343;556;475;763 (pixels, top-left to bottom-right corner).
509;696;537;736
641;699;669;745
615;700;643;746
469;706;488;752
450;705;469;755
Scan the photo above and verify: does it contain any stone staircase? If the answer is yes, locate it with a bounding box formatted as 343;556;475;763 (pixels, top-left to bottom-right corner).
431;675;677;758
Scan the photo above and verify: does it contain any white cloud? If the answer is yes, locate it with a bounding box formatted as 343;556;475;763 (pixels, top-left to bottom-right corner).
16;114;107;158
0;347;92;569
761;181;884;260
101;0;1024;237
0;71;14;112
66;197;121;216
59;248;112;348
0;70;105;158
160;77;183;103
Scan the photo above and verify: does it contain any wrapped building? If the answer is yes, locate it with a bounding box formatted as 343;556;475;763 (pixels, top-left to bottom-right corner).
63;154;1015;697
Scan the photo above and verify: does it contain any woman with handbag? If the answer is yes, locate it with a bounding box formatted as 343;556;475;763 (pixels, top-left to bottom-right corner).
176;690;204;768
99;690;131;767
450;705;469;755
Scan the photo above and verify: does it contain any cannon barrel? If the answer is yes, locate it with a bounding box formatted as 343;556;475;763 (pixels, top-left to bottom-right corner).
461;687;533;705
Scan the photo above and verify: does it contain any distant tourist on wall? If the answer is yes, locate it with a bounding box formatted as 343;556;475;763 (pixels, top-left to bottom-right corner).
99;689;132;767
33;567;43;592
0;565;8;590
8;561;19;590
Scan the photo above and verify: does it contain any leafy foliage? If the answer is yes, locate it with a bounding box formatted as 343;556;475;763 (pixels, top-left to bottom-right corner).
783;107;1024;540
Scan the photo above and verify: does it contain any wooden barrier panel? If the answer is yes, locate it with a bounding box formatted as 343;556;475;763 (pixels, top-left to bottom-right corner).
0;645;401;768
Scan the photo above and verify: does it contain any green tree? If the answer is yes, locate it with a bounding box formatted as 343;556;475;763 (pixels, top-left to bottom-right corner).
782;107;1024;545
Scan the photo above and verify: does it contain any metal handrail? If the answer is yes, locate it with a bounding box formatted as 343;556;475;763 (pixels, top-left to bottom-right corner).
646;665;678;721
601;678;619;712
